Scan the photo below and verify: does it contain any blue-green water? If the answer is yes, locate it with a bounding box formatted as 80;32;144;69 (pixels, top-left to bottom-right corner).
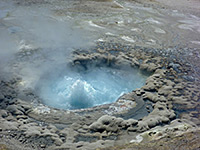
37;67;148;110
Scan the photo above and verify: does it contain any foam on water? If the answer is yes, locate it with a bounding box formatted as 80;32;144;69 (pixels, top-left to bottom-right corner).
37;67;148;110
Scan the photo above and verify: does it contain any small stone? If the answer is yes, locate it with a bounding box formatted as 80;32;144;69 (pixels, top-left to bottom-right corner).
16;115;28;120
168;62;180;72
146;106;150;110
52;137;63;146
40;144;46;148
77;128;87;133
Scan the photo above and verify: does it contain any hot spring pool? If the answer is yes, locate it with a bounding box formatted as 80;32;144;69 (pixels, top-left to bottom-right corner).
36;66;148;110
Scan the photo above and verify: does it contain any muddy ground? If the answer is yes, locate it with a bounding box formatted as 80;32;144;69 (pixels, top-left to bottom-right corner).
0;0;200;150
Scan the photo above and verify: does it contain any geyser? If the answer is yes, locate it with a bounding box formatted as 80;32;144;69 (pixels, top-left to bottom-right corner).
36;66;148;110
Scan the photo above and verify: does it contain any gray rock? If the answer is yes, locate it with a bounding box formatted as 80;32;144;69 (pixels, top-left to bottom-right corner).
40;144;46;148
140;63;160;72
7;105;24;115
0;93;4;100
143;82;157;91
123;119;138;127
90;115;139;134
47;124;58;133
137;121;149;132
0;118;19;130
158;85;172;96
21;125;42;137
168;62;180;72
137;102;176;131
0;109;8;118
90;115;127;133
16;115;28;120
144;118;159;128
51;136;63;146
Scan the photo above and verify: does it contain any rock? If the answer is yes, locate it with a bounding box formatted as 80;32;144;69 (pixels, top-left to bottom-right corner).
131;58;140;66
168;62;180;72
143;92;167;102
89;115;131;133
0;110;8;118
143;82;157;91
89;116;112;132
0;93;4;100
137;121;149;132
47;124;58;133
161;117;170;123
51;136;63;146
118;92;135;101
135;89;145;96
41;128;57;137
77;128;88;133
154;69;166;76
123;119;138;127
144;118;159;128
174;84;184;90
25;126;42;137
19;123;42;137
137;102;176;131
158;85;172;96
12;99;32;111
111;1;124;9
143;92;155;100
0;118;19;130
6;114;17;121
127;126;137;132
182;75;195;82
140;63;160;72
159;96;167;102
16;115;28;120
163;79;175;86
7;105;24;115
40;144;46;148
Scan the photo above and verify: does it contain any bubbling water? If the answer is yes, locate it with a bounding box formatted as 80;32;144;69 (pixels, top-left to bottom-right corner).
37;67;148;110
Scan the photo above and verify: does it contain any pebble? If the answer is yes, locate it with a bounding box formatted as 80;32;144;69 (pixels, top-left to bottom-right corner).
40;144;46;148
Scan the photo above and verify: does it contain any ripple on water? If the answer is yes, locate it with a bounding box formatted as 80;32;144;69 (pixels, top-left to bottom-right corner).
36;66;148;110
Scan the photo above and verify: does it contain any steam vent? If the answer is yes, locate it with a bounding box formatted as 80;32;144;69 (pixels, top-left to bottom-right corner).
0;0;200;150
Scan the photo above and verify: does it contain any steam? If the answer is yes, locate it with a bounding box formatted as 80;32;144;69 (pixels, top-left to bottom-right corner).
0;2;97;86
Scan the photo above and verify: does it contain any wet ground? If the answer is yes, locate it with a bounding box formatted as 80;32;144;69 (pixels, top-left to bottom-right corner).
0;0;200;150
